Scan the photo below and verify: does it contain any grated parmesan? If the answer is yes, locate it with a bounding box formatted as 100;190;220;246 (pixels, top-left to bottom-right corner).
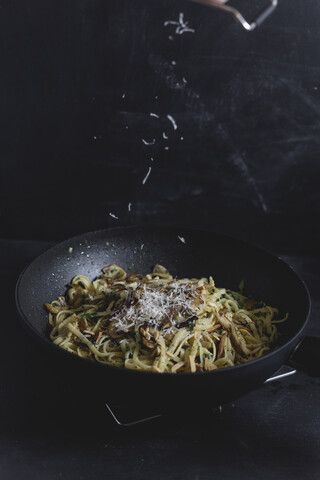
112;282;199;332
142;167;152;185
164;13;195;35
142;138;156;145
167;114;178;130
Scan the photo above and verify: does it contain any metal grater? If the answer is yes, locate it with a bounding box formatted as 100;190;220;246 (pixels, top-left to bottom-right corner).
190;0;278;31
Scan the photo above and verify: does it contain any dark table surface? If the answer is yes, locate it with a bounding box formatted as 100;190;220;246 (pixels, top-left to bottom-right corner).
1;238;320;480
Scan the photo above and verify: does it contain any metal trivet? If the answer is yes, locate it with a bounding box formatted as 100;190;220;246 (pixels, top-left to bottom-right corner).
190;0;278;31
105;365;296;427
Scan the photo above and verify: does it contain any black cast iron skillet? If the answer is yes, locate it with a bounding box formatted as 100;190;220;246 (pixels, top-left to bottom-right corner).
15;227;318;409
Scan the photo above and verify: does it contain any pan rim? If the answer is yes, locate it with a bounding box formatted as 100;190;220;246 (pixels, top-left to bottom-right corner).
15;226;311;378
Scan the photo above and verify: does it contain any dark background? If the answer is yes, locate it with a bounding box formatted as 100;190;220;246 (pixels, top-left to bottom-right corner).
1;2;320;479
1;0;320;252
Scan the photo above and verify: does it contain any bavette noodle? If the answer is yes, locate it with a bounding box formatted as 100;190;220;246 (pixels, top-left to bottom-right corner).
45;264;288;373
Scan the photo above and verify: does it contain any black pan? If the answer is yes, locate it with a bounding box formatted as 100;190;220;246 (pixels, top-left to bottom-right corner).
15;227;318;409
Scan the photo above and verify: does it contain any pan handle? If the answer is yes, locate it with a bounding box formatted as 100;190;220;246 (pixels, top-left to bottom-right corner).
286;336;320;377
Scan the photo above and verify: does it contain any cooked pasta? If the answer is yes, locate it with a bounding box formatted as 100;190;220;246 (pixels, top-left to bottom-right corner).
45;264;287;373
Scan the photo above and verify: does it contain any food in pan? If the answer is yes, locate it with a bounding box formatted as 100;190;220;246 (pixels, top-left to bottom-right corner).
45;265;287;373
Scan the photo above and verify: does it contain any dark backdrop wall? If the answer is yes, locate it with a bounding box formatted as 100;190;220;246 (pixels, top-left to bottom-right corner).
1;0;319;253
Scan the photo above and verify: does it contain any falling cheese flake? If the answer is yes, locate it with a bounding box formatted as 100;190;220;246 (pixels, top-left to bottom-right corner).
167;114;178;130
165;147;169;150
172;60;176;65
182;77;187;84
109;213;119;219
122;93;126;98
142;138;156;145
150;157;154;161
68;247;73;254
178;236;186;244
142;166;152;185
128;202;132;212
150;113;160;118
140;244;144;250
163;132;168;139
164;12;195;35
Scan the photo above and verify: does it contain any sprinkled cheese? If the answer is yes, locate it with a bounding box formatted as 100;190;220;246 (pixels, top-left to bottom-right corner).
178;236;186;244
142;167;152;185
128;202;132;212
164;13;195;35
142;138;156;145
109;213;118;219
112;282;200;332
150;113;159;118
167;114;178;130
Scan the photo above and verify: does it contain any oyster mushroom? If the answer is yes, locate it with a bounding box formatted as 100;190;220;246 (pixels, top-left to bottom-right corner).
44;296;67;314
107;320;123;339
140;326;157;350
218;313;248;356
153;264;169;274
